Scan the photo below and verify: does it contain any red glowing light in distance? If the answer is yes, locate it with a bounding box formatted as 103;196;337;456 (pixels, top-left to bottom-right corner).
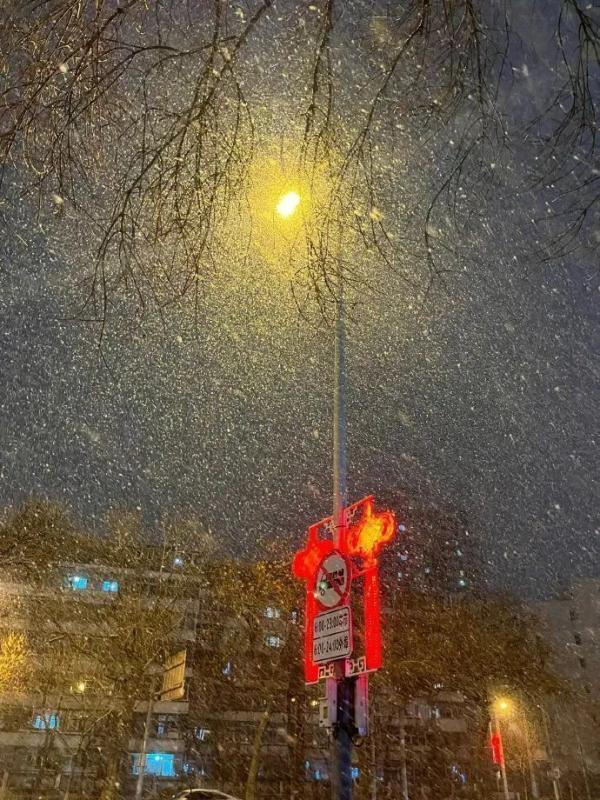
490;732;505;767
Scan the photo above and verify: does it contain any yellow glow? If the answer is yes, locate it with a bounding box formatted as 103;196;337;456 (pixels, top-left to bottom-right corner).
244;146;337;279
493;697;514;716
74;680;86;694
276;190;301;219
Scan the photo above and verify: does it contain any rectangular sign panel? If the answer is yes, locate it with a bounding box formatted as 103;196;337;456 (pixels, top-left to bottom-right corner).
312;607;353;663
313;606;351;640
313;630;353;663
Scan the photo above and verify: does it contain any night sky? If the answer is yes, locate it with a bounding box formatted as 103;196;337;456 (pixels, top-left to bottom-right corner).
0;1;598;597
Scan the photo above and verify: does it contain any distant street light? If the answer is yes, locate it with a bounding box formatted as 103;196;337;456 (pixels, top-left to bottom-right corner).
491;697;512;800
492;694;540;800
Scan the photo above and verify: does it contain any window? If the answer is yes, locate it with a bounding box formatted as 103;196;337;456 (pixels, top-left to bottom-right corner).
194;727;210;742
458;579;467;588
570;609;578;622
265;606;281;619
131;752;176;777
33;712;59;730
579;656;587;669
574;632;582;645
173;556;184;567
66;575;88;590
102;579;119;593
266;634;282;648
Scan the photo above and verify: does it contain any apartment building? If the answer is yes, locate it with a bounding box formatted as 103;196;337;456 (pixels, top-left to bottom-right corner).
530;578;600;798
0;559;199;798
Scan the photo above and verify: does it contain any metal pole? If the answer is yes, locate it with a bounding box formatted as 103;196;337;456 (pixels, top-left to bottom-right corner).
135;684;155;800
493;713;510;800
333;256;347;535
399;721;409;800
331;256;353;800
524;724;539;800
538;706;560;800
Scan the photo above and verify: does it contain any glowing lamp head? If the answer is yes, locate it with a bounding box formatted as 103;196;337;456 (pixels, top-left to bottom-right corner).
276;190;301;219
493;697;514;717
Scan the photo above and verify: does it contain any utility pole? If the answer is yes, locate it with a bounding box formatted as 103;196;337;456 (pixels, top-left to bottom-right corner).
135;680;157;800
331;256;354;800
524;723;539;800
538;704;560;800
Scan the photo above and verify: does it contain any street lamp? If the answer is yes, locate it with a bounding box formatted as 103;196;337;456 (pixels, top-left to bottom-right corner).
492;695;540;800
275;187;351;800
491;697;512;800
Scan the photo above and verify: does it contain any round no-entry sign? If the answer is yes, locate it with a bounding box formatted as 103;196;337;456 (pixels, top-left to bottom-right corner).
314;550;351;609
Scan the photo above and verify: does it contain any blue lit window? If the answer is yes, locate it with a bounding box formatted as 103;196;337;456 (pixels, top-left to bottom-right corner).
265;607;281;619
33;712;59;730
266;635;282;648
351;767;360;780
131;753;176;777
173;556;184;567
458;579;467;588
66;575;88;590
102;580;119;593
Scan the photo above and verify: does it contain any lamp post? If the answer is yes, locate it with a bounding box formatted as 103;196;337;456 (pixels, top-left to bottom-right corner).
331;255;354;800
491;710;510;800
275;193;353;800
492;695;544;800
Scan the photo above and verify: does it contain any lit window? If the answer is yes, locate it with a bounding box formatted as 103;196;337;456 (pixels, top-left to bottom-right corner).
66;575;88;590
173;556;184;567
102;580;119;593
194;727;210;741
266;635;282;648
265;607;281;619
351;767;360;780
222;661;232;675
458;579;467;588
131;752;176;777
33;712;59;730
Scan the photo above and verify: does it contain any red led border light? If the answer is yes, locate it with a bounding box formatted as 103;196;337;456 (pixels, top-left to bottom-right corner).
292;496;396;682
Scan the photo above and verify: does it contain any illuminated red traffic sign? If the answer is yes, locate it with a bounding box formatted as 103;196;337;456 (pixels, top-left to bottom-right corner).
292;495;397;683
